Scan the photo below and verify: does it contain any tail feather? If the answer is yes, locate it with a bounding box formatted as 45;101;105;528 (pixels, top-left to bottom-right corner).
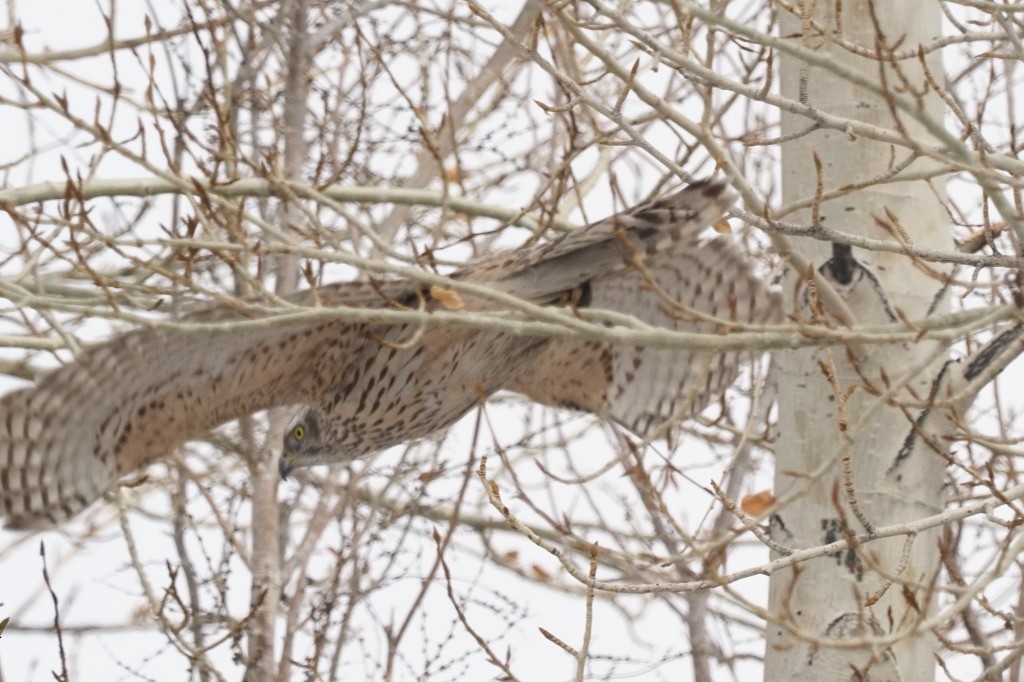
508;202;781;440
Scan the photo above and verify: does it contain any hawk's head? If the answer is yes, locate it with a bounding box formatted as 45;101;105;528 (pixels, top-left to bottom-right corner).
279;407;335;479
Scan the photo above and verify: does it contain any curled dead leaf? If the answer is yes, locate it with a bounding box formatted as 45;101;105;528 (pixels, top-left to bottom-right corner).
741;490;775;517
417;467;444;484
713;218;732;234
429;285;465;310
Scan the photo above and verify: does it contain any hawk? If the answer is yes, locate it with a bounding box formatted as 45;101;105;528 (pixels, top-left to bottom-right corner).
0;180;781;529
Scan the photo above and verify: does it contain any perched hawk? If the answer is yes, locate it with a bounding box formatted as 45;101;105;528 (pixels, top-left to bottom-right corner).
0;180;781;529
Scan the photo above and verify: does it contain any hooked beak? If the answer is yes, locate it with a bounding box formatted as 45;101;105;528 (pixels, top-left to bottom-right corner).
278;454;294;480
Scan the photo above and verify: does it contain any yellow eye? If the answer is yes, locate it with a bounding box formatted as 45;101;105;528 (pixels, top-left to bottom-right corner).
293;425;305;441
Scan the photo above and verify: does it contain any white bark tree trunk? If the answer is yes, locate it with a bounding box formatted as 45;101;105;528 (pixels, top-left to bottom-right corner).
765;2;949;680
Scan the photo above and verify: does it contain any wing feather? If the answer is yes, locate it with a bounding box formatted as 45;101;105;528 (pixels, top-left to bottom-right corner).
463;180;736;302
0;280;430;529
